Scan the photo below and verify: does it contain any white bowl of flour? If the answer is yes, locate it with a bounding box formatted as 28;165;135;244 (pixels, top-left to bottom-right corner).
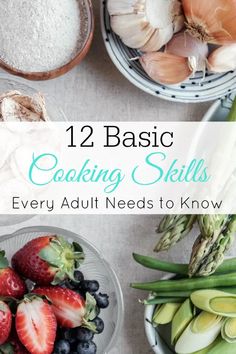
0;0;94;80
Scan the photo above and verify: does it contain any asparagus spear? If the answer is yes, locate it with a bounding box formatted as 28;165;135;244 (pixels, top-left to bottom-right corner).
189;215;236;277
154;215;196;252
195;216;236;277
198;215;228;238
157;215;187;233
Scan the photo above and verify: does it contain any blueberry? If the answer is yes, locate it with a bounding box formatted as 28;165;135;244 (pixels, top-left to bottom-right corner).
94;293;109;309
54;339;70;354
77;341;97;354
92;317;104;334
70;271;85;288
60;328;77;345
76;327;94;342
74;270;85;282
80;280;99;294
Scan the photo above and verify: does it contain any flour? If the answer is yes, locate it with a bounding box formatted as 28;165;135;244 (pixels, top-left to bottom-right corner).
0;0;87;72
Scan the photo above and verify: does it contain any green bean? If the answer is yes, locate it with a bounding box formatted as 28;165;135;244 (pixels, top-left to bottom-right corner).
133;253;188;274
133;253;236;275
131;272;236;292
151;287;236;299
143;297;184;305
217;258;236;274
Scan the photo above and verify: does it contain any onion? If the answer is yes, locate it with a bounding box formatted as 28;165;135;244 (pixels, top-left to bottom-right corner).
182;0;236;45
207;44;236;73
140;52;193;85
166;32;209;71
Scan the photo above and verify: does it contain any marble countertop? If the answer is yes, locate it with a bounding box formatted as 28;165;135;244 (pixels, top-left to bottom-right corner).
0;1;216;353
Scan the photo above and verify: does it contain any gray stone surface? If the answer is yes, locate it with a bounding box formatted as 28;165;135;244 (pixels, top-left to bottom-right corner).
0;1;215;353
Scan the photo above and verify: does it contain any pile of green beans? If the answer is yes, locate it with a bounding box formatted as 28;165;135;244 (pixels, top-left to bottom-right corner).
131;253;236;303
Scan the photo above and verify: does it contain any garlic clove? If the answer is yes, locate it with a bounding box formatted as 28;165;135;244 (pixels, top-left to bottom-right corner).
111;14;155;49
140;52;192;85
207;44;236;73
146;0;183;29
107;0;145;16
182;0;236;45
140;25;173;52
111;15;155;49
166;32;209;71
108;0;184;51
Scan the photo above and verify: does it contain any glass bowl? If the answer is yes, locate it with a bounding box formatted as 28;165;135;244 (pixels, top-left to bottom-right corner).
0;75;66;226
0;74;66;121
0;225;124;354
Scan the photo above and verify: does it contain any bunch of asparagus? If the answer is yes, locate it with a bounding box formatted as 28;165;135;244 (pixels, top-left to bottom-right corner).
155;214;236;277
154;97;236;278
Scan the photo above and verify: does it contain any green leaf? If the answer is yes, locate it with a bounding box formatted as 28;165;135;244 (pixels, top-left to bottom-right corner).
85;292;98;321
38;236;85;284
73;242;84;254
0;343;14;354
0;250;9;269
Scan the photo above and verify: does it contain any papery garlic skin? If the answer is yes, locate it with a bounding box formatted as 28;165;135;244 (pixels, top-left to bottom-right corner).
166;32;209;71
207;44;236;73
140;52;192;85
108;0;184;51
182;0;236;45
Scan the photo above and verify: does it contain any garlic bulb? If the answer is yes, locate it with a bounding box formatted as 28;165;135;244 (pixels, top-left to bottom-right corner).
140;52;193;85
108;0;184;51
207;44;236;73
166;32;209;71
182;0;236;45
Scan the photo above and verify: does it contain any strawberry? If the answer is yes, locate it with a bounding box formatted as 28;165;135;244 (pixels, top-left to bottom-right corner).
0;301;12;345
0;251;26;299
34;287;97;330
16;295;57;354
12;235;85;285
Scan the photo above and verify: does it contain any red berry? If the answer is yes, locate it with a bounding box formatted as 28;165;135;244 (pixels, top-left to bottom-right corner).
0;251;26;299
16;296;57;354
34;287;86;328
12;236;84;285
0;301;12;345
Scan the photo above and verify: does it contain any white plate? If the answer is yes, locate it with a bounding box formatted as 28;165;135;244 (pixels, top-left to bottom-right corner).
101;1;236;103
